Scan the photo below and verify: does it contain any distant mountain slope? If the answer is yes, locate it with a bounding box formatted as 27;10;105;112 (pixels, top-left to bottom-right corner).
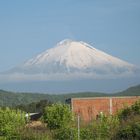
0;90;50;106
115;85;140;96
0;84;140;107
0;90;106;107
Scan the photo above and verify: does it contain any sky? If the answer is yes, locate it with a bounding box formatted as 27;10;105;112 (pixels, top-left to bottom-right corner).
0;0;140;72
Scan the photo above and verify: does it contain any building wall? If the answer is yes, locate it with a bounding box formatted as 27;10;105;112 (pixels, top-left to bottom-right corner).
71;97;140;122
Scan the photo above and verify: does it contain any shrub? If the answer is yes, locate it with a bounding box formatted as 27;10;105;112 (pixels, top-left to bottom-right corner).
54;126;77;140
43;103;72;130
92;115;120;140
0;107;26;137
113;100;140;140
80;127;94;140
18;128;50;140
113;115;140;140
118;100;140;121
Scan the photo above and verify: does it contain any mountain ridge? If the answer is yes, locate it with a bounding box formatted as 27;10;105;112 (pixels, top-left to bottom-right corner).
0;84;140;107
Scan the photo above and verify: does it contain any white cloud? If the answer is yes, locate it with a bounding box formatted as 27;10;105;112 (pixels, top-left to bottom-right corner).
0;71;137;83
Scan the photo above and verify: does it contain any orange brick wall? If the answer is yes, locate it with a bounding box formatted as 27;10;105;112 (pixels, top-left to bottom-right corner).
71;97;140;122
112;97;139;114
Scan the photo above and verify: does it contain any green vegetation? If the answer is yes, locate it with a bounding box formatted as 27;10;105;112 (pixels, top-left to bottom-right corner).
0;84;140;107
115;85;140;96
0;90;53;107
43;103;72;130
15;99;51;113
113;101;140;140
0;108;26;139
52;115;120;140
0;85;140;139
43;100;140;140
0;89;106;107
114;115;140;140
54;126;78;140
1;100;140;139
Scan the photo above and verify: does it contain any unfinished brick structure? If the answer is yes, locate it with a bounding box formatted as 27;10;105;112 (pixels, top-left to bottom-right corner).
66;96;140;122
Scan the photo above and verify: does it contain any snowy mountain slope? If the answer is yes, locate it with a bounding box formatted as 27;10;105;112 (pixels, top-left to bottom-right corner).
2;39;138;81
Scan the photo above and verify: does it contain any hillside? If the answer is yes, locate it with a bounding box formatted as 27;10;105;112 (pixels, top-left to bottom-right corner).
0;90;106;107
0;84;140;107
0;90;50;106
115;85;140;96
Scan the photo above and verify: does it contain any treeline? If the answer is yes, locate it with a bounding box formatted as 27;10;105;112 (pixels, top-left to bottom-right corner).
1;84;140;107
14;99;51;113
0;89;106;107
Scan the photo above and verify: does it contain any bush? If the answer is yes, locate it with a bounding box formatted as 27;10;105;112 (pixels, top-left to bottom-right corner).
54;126;77;140
0;107;26;137
113;117;140;140
118;100;140;120
18;128;50;140
91;115;120;140
80;127;94;140
43;103;72;130
113;100;140;140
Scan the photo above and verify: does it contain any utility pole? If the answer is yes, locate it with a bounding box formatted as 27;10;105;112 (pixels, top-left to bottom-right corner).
78;115;80;140
109;97;112;115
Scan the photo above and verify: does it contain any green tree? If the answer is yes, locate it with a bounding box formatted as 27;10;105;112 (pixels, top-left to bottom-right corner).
15;99;51;113
43;103;72;130
113;100;140;140
118;100;140;120
0;107;26;138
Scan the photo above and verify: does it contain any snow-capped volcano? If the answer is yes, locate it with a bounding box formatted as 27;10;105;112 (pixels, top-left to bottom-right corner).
3;39;138;81
0;39;139;93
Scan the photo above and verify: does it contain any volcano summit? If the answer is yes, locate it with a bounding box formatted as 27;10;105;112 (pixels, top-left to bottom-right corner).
3;39;137;81
0;39;139;93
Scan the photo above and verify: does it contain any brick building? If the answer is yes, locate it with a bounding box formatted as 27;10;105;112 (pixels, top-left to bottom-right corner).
66;96;140;122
